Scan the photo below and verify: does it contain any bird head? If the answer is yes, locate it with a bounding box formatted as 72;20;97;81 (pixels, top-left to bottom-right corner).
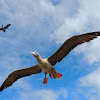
30;51;40;58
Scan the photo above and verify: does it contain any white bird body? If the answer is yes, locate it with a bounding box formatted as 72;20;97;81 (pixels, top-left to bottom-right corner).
37;58;54;73
2;25;5;32
33;52;55;74
30;52;58;83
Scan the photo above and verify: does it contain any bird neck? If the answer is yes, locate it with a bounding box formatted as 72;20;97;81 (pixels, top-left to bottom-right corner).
36;55;43;63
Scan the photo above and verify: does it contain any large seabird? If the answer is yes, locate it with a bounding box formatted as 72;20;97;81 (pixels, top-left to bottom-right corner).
0;31;100;91
0;24;11;32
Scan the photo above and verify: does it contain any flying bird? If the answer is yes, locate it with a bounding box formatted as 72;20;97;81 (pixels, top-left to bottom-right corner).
0;31;100;92
0;24;11;32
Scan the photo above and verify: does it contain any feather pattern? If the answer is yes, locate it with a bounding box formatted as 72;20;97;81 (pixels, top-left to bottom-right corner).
48;32;100;66
0;65;42;91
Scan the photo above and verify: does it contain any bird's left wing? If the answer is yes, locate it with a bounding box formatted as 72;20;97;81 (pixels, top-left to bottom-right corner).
48;31;100;66
0;28;3;30
0;65;42;92
4;24;11;29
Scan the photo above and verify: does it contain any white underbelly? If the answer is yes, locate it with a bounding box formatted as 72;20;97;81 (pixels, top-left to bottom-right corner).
38;63;51;73
38;59;53;73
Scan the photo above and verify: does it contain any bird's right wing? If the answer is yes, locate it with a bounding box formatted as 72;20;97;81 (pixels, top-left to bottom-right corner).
0;65;42;92
48;31;100;66
4;24;11;29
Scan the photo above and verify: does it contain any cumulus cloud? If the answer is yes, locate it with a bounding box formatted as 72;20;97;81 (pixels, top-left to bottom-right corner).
78;67;100;100
1;0;100;100
80;67;100;88
50;0;100;63
67;67;100;100
19;88;67;100
0;0;80;79
0;1;69;99
75;37;100;64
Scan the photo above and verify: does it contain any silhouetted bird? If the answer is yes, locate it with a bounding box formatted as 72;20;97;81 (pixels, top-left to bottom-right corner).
0;24;11;32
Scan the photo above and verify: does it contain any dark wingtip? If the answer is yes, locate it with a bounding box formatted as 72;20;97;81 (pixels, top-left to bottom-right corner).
0;82;6;92
8;24;11;26
87;31;100;36
93;32;100;36
0;87;4;92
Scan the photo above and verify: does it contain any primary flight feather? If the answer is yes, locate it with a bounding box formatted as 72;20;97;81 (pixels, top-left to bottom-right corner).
0;31;100;91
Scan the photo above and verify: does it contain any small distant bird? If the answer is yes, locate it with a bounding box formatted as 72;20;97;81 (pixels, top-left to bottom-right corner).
0;31;100;92
0;24;11;32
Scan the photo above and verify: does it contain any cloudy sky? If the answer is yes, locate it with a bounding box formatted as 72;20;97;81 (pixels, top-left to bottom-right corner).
0;0;100;100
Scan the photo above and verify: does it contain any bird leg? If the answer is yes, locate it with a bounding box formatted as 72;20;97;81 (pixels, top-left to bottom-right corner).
43;73;48;84
56;72;62;79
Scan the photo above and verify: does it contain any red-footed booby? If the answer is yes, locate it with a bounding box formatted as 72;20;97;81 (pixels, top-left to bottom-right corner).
0;24;11;32
0;31;100;91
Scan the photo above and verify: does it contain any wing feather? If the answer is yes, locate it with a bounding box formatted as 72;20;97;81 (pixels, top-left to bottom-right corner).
4;24;11;29
0;65;42;91
48;31;100;66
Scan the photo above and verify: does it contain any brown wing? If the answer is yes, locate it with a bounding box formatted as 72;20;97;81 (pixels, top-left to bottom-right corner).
4;24;11;29
0;65;42;92
0;28;3;30
48;31;100;66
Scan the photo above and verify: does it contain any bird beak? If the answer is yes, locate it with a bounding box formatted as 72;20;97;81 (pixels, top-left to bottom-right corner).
30;52;37;56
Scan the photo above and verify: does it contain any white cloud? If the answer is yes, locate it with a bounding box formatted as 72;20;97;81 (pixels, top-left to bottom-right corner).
75;37;100;64
50;0;100;64
80;67;100;88
0;0;80;80
78;67;100;100
19;88;67;100
0;2;70;99
1;0;100;100
0;0;70;29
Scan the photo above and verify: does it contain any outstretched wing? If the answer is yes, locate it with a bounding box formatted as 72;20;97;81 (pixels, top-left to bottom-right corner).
48;31;100;66
4;24;11;29
0;65;42;91
0;28;3;30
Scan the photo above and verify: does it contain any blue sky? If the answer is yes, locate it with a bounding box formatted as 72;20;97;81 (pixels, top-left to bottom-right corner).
0;0;100;100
